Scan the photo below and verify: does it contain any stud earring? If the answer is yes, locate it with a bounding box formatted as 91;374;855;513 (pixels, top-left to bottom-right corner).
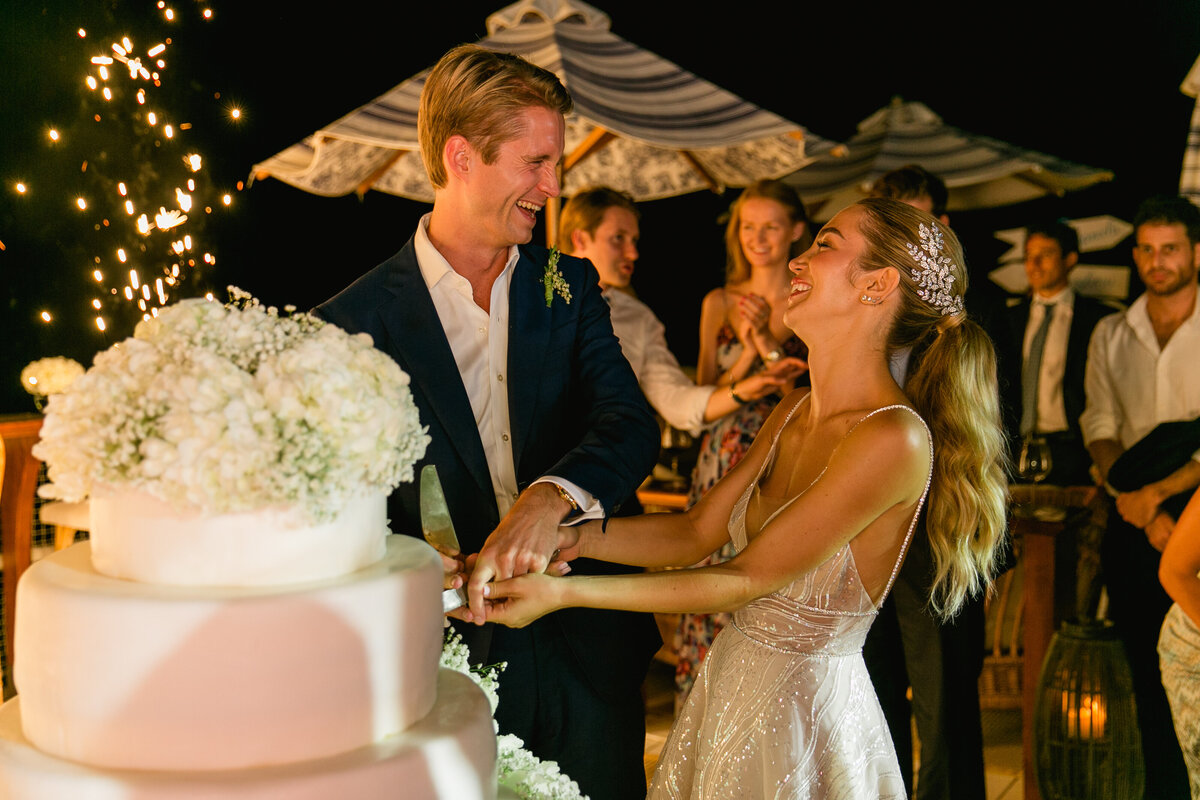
860;294;880;305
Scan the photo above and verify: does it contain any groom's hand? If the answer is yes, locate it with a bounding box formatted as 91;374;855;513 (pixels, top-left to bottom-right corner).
467;483;571;622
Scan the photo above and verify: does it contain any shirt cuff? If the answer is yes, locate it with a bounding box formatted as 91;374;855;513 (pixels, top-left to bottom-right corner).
531;477;603;525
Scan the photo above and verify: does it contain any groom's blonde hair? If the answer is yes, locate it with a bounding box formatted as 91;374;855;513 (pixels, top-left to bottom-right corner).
418;44;573;189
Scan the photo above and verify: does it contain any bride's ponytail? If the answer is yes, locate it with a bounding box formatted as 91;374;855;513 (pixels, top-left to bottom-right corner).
855;198;1009;620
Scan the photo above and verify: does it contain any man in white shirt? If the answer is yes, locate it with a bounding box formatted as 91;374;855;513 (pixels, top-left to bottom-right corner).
1081;194;1200;800
557;187;805;437
316;45;660;800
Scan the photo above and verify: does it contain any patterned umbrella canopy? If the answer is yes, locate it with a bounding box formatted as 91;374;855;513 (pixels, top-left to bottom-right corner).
251;0;836;212
784;97;1114;221
1180;53;1200;204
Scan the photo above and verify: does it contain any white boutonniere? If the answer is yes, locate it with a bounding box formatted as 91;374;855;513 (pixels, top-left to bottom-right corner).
543;247;571;308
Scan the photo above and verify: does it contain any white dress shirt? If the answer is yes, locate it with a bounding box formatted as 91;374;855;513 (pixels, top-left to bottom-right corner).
605;287;714;436
1081;292;1200;462
1024;287;1075;434
414;214;598;519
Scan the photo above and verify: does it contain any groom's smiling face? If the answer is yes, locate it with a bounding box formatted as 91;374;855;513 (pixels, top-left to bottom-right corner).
467;105;565;249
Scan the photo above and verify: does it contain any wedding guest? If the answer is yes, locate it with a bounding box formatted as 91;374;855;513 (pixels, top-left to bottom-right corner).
862;164;991;800
557;186;805;436
314;44;660;800
1082;194;1200;800
485;197;1010;799
985;216;1115;623
867;163;950;225
675;179;810;710
1158;486;1200;799
992;218;1114;484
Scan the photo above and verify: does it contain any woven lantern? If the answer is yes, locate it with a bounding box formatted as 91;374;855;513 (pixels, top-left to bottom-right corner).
1033;619;1144;799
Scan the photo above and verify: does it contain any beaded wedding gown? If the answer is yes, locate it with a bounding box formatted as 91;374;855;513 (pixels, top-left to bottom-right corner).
649;396;930;800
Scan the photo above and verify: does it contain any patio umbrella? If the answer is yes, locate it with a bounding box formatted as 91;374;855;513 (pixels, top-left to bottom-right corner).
783;97;1114;221
1180;53;1200;204
250;0;838;241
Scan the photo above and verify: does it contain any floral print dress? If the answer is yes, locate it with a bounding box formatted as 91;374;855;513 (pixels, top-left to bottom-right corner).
674;321;807;711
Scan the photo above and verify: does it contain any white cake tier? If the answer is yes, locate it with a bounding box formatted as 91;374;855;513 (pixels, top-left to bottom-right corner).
15;536;443;771
0;670;498;800
88;490;388;586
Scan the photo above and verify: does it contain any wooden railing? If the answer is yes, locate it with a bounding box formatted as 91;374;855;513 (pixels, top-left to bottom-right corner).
0;414;43;698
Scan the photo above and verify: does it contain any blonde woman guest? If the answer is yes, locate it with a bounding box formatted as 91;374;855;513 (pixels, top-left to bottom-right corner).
480;198;1009;800
1159;486;1200;798
675;179;812;709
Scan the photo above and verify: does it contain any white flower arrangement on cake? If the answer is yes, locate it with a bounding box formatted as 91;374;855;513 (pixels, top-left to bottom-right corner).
33;288;430;522
441;631;588;800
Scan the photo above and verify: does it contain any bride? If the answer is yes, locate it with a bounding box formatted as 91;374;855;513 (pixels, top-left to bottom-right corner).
480;198;1009;799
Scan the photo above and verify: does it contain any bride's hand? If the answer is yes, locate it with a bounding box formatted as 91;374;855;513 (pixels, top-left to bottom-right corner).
481;573;565;628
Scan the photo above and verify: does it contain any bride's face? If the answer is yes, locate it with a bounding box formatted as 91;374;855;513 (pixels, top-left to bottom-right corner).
784;206;867;334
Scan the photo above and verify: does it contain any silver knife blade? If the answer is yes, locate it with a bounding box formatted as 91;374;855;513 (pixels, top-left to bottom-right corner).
420;464;468;612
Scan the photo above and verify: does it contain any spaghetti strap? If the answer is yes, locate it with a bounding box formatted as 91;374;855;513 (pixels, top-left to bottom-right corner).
848;405;933;604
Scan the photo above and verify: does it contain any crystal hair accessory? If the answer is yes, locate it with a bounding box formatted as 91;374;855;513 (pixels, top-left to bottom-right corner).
906;223;964;316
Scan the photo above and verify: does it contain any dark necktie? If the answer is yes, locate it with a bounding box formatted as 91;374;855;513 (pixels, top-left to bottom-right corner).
1020;302;1055;436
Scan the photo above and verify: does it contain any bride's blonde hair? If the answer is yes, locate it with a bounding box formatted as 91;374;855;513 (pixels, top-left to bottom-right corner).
854;198;1009;619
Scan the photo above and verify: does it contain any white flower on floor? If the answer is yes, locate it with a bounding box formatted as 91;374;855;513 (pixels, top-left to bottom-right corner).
440;631;588;800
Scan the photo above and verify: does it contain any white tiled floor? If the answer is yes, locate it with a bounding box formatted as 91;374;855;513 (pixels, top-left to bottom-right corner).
642;659;1025;799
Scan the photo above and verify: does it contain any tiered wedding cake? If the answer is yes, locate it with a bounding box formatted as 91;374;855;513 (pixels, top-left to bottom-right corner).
0;292;497;799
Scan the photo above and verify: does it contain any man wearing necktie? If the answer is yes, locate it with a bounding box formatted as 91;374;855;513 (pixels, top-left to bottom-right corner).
992;219;1115;486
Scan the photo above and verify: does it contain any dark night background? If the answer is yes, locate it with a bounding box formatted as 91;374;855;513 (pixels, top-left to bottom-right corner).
3;1;1198;413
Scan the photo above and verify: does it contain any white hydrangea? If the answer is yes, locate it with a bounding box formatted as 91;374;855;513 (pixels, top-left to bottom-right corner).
33;289;429;522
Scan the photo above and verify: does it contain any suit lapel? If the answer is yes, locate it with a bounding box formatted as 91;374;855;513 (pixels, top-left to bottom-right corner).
507;249;551;476
377;249;492;499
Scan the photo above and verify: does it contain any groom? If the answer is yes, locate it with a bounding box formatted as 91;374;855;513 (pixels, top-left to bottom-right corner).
314;44;661;799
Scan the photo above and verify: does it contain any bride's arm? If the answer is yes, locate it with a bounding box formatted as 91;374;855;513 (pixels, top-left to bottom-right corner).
488;409;931;625
556;392;801;569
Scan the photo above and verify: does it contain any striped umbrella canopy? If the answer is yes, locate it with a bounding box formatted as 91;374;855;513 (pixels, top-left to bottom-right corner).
251;0;836;220
784;97;1114;221
1180;53;1200;204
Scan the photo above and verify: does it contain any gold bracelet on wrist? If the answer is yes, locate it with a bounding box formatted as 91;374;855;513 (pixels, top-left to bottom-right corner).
729;381;748;404
553;483;579;514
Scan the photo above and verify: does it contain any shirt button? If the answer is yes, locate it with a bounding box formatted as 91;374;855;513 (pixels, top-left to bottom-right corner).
497;373;504;382
502;433;509;442
512;491;519;500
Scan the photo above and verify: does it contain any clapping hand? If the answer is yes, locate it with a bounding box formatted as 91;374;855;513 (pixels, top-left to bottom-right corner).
733;357;807;402
737;293;772;338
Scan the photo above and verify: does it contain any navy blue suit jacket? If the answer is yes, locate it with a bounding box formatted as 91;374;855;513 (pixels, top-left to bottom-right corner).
315;235;661;697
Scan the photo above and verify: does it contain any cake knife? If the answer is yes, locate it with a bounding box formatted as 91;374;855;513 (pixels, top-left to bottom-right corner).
419;464;470;613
